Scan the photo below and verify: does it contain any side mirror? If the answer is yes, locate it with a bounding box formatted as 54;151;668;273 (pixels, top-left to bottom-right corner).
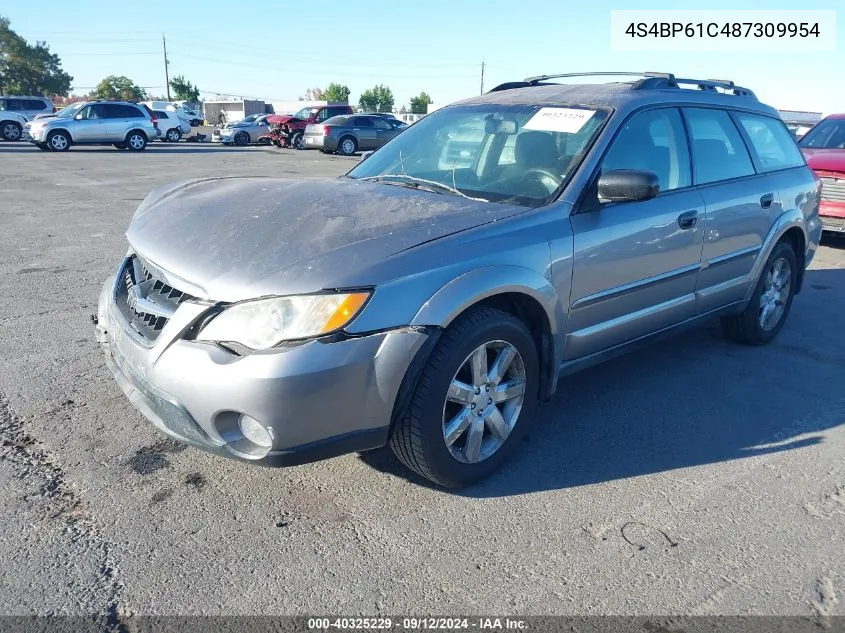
597;169;660;202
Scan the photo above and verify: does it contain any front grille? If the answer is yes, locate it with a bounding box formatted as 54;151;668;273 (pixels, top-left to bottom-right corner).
115;255;194;342
820;177;845;203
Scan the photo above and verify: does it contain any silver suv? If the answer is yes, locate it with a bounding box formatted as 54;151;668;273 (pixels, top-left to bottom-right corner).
95;72;822;488
25;100;159;151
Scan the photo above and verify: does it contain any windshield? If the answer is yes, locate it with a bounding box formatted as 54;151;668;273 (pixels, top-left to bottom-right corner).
798;119;845;149
54;102;86;118
347;103;608;206
293;107;318;119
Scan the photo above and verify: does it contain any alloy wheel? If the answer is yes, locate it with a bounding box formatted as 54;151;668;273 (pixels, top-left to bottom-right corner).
128;134;145;150
758;256;791;331
50;134;68;150
3;123;21;141
442;340;526;464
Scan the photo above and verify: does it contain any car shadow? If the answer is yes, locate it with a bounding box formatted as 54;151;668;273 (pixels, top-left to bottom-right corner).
360;267;845;496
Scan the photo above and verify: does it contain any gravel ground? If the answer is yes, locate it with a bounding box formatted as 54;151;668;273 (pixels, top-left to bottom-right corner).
0;141;843;620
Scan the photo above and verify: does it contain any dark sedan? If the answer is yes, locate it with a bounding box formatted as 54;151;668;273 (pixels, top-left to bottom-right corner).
302;114;404;155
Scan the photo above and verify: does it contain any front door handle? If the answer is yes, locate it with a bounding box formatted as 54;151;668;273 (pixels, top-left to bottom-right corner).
760;193;774;208
678;210;698;230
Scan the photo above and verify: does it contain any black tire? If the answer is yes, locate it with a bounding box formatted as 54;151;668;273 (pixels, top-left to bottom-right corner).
389;306;539;488
125;130;147;151
288;131;304;150
720;240;798;345
337;135;357;156
47;130;71;152
165;128;182;142
1;120;22;141
233;131;249;146
113;143;127;150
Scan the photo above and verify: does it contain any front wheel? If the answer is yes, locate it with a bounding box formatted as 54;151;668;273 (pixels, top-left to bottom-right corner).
290;131;303;150
720;240;798;345
165;128;182;142
233;131;249;146
389;306;539;488
47;130;71;151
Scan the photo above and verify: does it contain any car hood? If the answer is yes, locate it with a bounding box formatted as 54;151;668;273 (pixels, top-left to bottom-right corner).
125;177;529;302
801;148;845;173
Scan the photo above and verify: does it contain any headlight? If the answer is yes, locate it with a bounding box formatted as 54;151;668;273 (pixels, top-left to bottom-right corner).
196;292;370;349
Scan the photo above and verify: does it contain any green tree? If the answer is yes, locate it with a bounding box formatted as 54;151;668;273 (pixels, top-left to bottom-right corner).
324;82;350;103
93;75;146;101
0;16;72;96
358;84;394;113
169;74;200;102
409;91;432;115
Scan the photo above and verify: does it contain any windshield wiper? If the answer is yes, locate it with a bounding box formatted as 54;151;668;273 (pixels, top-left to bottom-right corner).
356;174;489;202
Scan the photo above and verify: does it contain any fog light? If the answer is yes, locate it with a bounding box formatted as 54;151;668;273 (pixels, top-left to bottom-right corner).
238;414;273;448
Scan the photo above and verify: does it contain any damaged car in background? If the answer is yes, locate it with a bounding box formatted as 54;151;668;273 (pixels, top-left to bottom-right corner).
95;71;821;489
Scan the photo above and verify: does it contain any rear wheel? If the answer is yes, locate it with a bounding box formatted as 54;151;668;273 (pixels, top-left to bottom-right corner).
389;306;539;488
720;240;798;345
125;131;147;151
47;130;71;151
338;135;357;156
165;128;182;142
1;121;22;141
290;131;304;150
233;131;249;146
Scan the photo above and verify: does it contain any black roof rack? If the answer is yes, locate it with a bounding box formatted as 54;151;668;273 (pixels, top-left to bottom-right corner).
487;71;756;99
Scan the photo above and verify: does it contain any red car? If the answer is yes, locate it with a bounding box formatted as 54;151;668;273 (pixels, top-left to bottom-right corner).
798;113;845;235
266;104;353;149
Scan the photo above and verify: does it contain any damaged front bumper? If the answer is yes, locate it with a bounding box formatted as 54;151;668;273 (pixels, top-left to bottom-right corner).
95;271;431;467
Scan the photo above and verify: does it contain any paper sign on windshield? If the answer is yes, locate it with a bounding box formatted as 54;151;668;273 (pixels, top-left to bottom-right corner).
523;108;595;134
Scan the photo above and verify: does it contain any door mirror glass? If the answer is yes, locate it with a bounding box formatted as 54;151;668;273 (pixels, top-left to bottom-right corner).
597;169;660;202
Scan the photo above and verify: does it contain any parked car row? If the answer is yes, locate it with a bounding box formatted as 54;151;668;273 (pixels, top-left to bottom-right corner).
211;104;409;154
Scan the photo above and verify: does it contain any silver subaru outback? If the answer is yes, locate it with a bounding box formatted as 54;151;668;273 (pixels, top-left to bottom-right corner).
95;72;822;488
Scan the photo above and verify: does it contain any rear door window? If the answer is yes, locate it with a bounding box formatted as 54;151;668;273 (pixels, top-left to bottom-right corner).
683;108;756;184
734;113;805;172
352;117;375;127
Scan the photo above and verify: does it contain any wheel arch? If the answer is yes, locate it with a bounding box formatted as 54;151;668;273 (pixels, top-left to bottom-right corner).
410;266;565;401
750;213;809;298
126;128;149;141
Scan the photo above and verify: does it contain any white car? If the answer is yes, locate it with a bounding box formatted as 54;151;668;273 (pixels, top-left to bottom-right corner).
153;110;192;142
141;101;202;127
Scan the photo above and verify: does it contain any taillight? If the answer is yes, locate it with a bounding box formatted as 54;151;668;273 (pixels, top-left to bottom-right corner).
151;116;158;126
323;125;331;136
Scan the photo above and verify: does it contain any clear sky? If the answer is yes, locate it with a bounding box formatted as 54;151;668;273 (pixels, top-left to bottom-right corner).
4;0;842;114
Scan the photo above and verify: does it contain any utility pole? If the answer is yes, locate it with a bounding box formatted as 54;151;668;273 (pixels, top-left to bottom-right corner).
480;60;485;94
162;34;171;100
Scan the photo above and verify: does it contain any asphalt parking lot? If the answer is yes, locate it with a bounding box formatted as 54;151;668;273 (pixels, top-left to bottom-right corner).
0;141;843;619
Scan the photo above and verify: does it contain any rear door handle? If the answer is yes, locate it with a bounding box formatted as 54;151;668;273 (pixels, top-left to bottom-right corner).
760;193;774;208
678;210;698;230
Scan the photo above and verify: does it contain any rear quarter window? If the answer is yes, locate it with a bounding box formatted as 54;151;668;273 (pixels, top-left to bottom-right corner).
734;112;805;172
